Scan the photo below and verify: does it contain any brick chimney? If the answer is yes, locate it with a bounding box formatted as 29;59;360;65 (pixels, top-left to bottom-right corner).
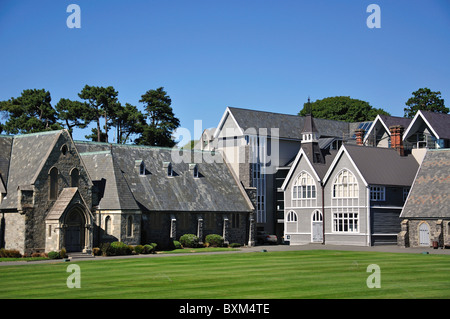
355;129;365;146
389;125;405;156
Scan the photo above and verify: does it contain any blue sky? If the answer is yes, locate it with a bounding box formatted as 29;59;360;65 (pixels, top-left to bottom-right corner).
1;0;449;144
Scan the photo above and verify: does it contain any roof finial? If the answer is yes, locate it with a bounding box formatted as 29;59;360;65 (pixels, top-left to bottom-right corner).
307;96;312;116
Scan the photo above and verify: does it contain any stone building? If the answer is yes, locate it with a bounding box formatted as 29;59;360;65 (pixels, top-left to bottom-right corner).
0;130;254;254
398;148;450;248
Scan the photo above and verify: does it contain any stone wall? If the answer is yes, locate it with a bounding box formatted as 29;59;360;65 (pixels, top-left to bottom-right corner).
398;219;450;248
2;212;26;254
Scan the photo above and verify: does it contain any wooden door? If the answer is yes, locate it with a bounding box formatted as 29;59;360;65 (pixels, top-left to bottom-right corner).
419;223;430;246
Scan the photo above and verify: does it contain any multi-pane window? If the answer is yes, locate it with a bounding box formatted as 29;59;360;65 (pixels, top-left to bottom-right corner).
286;211;298;233
292;172;316;207
333;212;359;232
286;211;298;222
332;170;358;198
370;186;385;201
332;169;359;233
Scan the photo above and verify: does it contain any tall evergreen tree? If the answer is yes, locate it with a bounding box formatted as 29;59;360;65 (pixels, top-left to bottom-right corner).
0;88;62;134
136;87;180;147
55;98;92;137
78;85;119;142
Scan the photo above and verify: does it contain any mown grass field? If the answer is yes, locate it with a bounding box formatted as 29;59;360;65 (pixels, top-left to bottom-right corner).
0;250;449;299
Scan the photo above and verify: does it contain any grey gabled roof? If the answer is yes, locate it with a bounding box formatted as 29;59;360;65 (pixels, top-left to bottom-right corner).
378;114;412;129
400;149;450;218
111;145;253;213
420;111;450;139
403;110;450;140
0;130;62;209
80;150;139;210
75;141;253;213
0;136;13;190
227;107;356;140
343;144;419;187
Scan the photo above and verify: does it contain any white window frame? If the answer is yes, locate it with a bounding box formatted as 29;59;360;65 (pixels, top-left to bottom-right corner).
286;211;298;222
292;171;317;208
370;186;385;201
332;169;359;199
331;169;360;233
333;212;359;233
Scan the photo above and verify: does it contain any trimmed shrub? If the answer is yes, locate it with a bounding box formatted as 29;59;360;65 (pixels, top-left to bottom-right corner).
48;251;61;259
205;234;224;247
134;245;144;254
142;243;157;254
229;243;241;248
173;241;182;249
0;249;22;258
103;241;132;256
60;248;67;259
179;234;200;248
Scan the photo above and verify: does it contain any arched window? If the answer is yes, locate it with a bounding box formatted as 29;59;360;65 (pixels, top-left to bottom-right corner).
105;216;111;236
292;171;316;207
286;211;298;233
127;215;133;237
49;167;58;200
286;211;298;222
332;169;359;233
70;168;79;187
332;169;358;198
312;210;323;222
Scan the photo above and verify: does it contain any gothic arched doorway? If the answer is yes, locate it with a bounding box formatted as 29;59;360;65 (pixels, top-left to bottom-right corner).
64;208;86;252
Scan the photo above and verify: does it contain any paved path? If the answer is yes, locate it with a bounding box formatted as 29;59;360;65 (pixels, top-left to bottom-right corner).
1;243;449;266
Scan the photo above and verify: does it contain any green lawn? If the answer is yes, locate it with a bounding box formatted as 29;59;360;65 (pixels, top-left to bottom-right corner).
0;250;449;299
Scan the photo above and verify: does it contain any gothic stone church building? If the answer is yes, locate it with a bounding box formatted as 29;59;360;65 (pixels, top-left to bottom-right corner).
0;130;254;254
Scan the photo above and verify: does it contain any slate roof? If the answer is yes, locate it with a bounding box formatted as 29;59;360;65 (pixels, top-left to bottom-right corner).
343;144;419;186
378;114;412;129
0;131;62;209
420;111;450;139
400;149;450;218
403;110;450;140
227;107;362;140
46;187;78;220
76;142;253;213
80;150;139;210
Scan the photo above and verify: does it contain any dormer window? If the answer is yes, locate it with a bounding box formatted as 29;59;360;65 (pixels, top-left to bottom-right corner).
163;162;173;177
139;162;146;176
135;160;146;176
190;163;199;178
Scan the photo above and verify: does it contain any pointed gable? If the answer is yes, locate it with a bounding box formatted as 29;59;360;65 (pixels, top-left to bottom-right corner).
400;149;450;218
0;130;62;209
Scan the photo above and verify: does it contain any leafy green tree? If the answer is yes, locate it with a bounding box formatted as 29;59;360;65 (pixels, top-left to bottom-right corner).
55;98;92;137
112;103;145;144
78;85;119;142
0;88;62;134
135;87;180;147
298;96;389;122
404;88;448;118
